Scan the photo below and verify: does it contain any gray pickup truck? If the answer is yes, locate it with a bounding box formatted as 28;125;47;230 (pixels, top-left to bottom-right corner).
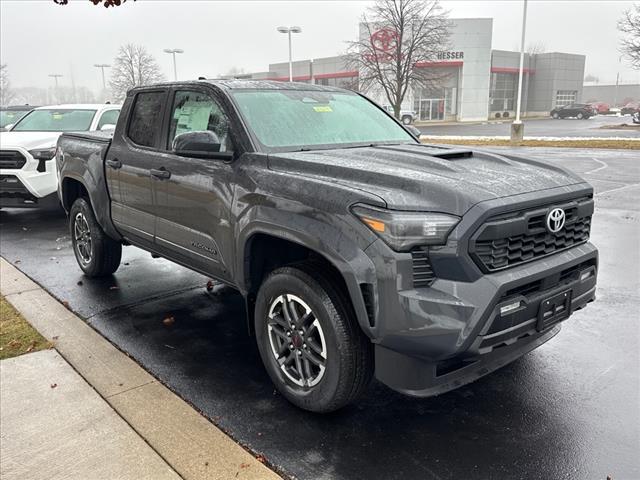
56;80;598;413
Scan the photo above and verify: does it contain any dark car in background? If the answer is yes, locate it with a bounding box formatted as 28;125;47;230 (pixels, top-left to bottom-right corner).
0;105;38;131
550;103;594;120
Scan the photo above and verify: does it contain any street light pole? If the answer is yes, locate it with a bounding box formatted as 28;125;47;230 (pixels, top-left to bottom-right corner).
277;26;302;82
511;0;528;142
163;48;184;81
94;63;111;90
48;74;63;103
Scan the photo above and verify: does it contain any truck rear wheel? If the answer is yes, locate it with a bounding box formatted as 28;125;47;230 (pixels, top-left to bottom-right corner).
254;264;373;413
69;197;121;277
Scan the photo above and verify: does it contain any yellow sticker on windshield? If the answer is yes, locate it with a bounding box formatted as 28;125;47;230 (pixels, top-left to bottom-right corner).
313;105;332;112
52;113;63;120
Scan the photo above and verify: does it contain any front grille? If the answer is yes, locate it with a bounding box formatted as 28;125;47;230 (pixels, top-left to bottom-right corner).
0;175;28;194
470;197;593;272
0;150;27;169
411;247;435;287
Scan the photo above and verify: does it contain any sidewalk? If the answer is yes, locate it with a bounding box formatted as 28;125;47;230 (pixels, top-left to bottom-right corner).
0;258;282;480
1;349;180;480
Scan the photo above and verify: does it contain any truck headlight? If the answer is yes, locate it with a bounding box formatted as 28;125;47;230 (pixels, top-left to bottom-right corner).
352;204;460;252
29;147;57;161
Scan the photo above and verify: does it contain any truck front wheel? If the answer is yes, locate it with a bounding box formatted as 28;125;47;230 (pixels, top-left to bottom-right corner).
69;197;122;277
254;265;373;412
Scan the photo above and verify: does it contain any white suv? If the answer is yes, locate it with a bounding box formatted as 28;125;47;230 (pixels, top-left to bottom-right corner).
0;104;120;208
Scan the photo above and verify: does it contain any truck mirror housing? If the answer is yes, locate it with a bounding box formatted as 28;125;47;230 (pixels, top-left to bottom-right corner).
172;131;231;160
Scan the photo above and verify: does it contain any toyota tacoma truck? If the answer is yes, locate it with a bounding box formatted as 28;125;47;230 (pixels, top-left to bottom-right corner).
0;104;120;208
56;80;598;412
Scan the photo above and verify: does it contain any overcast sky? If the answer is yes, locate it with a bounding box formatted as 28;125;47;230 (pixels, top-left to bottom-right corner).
1;0;638;92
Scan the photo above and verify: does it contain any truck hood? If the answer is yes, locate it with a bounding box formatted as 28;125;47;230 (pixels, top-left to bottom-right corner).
267;144;586;215
0;131;63;151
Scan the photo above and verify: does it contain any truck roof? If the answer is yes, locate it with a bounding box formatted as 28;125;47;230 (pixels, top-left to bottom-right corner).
131;79;347;94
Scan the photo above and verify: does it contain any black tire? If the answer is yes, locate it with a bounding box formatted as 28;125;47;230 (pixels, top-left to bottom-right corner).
69;197;121;277
254;264;373;413
552;112;559;119
401;115;412;125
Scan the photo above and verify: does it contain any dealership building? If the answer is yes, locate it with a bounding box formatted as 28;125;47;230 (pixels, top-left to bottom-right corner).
235;18;586;122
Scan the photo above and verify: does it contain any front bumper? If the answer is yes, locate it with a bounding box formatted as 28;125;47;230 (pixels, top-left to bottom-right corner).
372;242;597;396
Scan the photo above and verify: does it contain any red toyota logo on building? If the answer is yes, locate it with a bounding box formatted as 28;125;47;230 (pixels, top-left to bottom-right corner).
368;27;398;62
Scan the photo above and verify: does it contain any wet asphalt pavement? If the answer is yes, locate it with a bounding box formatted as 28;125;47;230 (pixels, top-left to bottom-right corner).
418;115;640;138
1;147;639;480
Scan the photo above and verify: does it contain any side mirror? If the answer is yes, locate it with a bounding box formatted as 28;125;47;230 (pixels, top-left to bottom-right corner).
172;131;233;160
405;125;422;139
100;123;116;131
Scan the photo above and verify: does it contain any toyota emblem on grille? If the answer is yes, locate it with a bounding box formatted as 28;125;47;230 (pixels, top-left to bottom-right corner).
546;208;566;233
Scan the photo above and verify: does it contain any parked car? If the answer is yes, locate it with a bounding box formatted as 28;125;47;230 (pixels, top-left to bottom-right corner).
57;80;598;413
382;105;416;124
0;104;120;208
550;103;594;119
621;102;640;116
587;102;609;115
633;111;640;124
0;105;38;131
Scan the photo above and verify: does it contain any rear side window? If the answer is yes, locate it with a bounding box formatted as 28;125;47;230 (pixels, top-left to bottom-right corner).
128;92;164;147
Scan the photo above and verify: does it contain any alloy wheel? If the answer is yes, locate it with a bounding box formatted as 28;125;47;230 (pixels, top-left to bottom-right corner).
267;294;327;388
73;212;92;266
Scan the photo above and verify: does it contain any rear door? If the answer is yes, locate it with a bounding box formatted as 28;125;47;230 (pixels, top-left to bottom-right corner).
152;87;236;281
106;89;168;247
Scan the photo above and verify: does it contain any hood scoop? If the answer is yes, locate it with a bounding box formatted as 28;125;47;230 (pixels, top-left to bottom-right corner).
428;148;473;160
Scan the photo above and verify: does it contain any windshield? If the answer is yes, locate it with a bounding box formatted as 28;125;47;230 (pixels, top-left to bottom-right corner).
231;89;415;151
11;109;97;132
0;110;30;129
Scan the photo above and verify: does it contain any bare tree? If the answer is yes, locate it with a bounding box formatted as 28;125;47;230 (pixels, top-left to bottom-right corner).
53;0;135;7
1;64;17;106
346;0;451;119
526;41;546;55
618;4;640;69
584;73;599;83
109;44;165;100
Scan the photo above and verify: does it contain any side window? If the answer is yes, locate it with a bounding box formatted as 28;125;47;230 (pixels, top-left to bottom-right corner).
97;109;120;130
167;90;232;152
128;92;164;148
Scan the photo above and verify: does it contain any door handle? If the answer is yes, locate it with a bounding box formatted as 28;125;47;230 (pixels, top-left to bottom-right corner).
150;168;171;180
106;158;122;169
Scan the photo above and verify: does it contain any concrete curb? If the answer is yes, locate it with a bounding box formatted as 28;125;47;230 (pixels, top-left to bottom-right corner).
0;258;282;480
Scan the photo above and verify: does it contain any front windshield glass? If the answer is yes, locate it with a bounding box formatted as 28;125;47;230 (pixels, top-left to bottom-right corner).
0;110;30;129
231;89;414;151
11;109;97;132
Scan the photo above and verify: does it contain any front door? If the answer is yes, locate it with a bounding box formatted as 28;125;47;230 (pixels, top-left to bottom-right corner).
153;88;236;281
107;90;168;246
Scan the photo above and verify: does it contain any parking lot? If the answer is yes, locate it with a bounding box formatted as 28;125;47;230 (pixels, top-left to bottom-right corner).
1;147;638;479
418;114;640;138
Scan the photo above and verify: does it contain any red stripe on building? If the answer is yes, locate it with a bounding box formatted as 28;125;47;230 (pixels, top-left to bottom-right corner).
415;61;464;68
313;70;359;80
491;67;535;74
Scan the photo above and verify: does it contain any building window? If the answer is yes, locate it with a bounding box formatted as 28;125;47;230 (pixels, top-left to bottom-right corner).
315;78;329;86
489;73;517;112
556;90;577;107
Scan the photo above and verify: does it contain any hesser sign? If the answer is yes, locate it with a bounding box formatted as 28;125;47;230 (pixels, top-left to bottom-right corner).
436;51;464;60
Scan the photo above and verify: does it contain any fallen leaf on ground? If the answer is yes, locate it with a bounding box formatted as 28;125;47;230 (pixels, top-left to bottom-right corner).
256;455;266;464
62;301;70;309
50;383;57;389
124;262;130;266
14;260;21;264
162;316;175;326
206;280;214;292
25;341;37;353
240;463;250;469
